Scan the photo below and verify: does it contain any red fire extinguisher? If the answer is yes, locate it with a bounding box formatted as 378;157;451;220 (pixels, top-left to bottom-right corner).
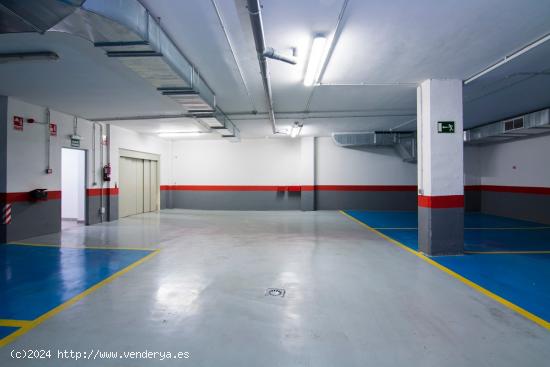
103;163;111;182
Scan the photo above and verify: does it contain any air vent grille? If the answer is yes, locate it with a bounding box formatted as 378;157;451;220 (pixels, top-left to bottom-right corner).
504;117;524;131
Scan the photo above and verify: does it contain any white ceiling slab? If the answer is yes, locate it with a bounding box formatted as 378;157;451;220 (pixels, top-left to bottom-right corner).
0;32;184;119
258;0;346;112
234;114;417;138
140;0;265;114
463;39;550;126
0;0;548;137
323;0;550;83
107;117;204;134
308;85;416;113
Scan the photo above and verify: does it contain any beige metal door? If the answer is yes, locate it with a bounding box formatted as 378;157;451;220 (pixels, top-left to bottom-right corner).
119;157;137;217
150;160;158;211
119;156;158;217
136;158;144;214
143;159;151;213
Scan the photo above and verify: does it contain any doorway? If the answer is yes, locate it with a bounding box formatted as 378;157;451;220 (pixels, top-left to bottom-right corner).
61;148;86;230
119;156;159;218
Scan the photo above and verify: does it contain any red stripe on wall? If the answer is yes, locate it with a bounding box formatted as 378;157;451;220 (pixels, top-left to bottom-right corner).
162;185;287;191
158;184;550;195
159;185;417;192
0;191;62;203
86;188;119;196
478;185;550;195
464;185;482;191
418;195;464;208
313;185;417;191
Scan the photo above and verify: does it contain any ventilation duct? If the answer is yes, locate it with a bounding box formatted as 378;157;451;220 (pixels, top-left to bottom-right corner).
464;108;550;144
0;0;85;33
0;0;239;137
199;109;240;142
332;132;417;163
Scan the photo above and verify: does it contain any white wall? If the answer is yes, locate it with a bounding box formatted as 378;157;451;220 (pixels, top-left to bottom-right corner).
169;137;425;187
6;97;103;192
61;148;85;220
464;145;481;186
479;134;550;187
171;139;301;185
315;137;417;185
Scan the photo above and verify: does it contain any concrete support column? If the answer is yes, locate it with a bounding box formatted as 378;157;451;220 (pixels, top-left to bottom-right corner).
0;96;7;243
300;137;315;211
417;79;464;255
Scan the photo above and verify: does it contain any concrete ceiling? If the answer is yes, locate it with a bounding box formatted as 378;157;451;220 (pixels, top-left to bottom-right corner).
0;0;549;138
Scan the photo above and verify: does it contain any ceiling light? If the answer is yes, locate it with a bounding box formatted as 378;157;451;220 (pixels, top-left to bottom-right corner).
289;122;303;138
303;36;327;86
0;51;59;64
158;131;203;138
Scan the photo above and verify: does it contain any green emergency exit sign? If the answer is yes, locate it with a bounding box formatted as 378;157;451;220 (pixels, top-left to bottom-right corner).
438;121;455;133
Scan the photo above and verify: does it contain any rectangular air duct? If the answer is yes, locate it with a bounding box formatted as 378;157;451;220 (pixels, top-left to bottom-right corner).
332;132;416;163
464;108;550;144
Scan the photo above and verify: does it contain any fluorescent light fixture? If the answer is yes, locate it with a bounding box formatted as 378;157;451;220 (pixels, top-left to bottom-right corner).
158;131;203;138
303;36;327;86
0;51;59;64
289;122;303;138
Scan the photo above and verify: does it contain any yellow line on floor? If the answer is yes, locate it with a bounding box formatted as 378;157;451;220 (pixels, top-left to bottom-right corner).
465;227;550;230
0;320;32;328
0;249;160;348
373;227;550;230
7;241;155;251
373;227;418;230
465;250;550;255
339;210;550;331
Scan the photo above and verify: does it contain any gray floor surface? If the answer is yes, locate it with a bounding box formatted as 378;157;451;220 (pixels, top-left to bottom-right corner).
1;209;549;366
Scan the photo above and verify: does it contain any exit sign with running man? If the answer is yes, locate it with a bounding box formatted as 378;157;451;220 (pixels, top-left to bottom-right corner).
438;121;455;133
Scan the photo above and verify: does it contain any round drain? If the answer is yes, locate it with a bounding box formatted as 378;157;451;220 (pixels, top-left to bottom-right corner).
268;289;282;296
265;288;285;297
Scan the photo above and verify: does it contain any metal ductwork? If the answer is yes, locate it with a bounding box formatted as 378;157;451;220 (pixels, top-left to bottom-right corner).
0;0;85;33
199;110;240;142
0;0;240;141
332;132;417;163
246;0;281;134
464;108;550;144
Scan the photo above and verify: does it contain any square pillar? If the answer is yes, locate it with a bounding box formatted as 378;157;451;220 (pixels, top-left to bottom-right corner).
0;96;7;243
300;137;315;211
417;79;464;255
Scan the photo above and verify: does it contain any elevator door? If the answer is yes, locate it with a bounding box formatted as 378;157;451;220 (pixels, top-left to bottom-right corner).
119;156;158;218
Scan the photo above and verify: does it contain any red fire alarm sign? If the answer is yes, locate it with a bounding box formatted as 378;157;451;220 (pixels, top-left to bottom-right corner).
49;123;57;136
13;116;23;131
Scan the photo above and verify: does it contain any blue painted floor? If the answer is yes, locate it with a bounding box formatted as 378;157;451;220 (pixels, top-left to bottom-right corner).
0;244;153;341
0;326;19;339
345;210;550;323
437;254;550;321
346;210;546;230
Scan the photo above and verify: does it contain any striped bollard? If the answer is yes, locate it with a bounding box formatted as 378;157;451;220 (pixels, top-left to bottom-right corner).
2;203;12;224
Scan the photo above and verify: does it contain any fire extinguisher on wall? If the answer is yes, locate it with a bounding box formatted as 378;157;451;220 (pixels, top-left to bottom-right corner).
103;163;111;182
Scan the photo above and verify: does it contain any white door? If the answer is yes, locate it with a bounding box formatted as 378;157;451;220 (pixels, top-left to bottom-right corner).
61;148;86;222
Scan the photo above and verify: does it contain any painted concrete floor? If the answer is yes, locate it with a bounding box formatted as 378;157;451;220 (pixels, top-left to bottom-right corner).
1;210;549;366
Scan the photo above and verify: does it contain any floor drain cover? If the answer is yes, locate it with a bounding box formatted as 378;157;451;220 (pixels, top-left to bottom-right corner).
265;288;285;297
